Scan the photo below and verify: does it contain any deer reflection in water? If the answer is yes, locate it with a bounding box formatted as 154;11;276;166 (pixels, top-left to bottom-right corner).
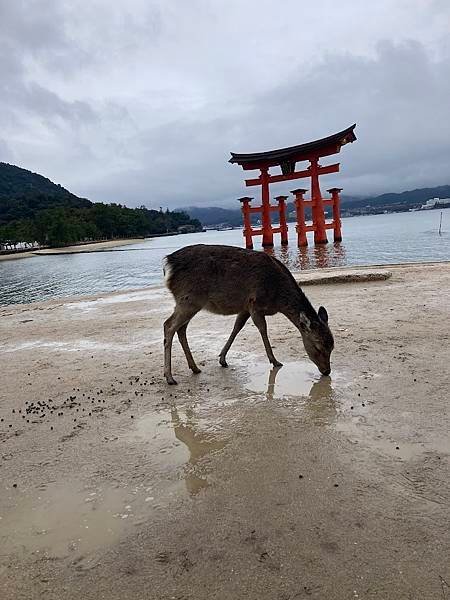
264;366;337;424
169;364;338;494
170;406;227;495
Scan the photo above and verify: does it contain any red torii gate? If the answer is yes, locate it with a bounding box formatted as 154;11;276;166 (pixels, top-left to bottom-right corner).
229;124;356;248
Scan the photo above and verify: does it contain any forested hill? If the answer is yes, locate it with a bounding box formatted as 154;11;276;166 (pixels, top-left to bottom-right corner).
0;162;83;201
0;162;201;249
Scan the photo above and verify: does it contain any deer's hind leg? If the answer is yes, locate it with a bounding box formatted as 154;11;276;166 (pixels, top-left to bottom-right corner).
177;322;201;374
164;304;200;385
250;311;283;368
219;311;250;367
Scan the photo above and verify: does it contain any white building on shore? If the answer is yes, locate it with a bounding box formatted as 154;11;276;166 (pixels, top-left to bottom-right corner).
420;197;450;210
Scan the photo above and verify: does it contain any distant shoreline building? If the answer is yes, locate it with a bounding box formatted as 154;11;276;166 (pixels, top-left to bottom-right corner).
420;197;450;210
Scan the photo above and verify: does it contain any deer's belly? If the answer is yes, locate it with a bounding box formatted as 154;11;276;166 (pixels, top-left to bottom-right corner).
204;300;243;315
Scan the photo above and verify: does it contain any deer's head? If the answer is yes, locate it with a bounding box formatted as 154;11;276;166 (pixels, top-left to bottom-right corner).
298;306;334;376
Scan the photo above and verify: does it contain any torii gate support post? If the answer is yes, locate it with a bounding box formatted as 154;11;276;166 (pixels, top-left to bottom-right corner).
238;197;254;249
291;188;308;247
310;157;328;244
260;167;273;247
275;195;289;245
328;187;343;242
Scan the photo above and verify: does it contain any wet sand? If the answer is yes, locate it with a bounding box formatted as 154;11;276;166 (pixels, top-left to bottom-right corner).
0;263;449;599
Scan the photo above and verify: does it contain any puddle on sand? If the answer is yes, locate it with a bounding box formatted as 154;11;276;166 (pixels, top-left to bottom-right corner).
1;406;227;565
0;482;146;563
123;405;227;496
245;360;342;400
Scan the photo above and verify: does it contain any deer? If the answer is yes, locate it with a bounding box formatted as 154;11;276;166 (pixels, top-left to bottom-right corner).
163;244;334;385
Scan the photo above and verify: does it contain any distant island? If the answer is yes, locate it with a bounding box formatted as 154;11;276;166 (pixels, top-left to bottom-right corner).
0;163;201;252
181;185;450;228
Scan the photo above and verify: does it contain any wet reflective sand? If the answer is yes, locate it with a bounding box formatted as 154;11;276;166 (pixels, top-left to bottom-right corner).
0;262;449;599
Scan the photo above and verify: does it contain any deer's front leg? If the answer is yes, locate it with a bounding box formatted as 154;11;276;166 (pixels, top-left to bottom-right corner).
250;311;283;367
219;311;250;367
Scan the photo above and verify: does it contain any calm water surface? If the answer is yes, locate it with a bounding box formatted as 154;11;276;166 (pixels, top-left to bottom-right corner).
0;210;449;305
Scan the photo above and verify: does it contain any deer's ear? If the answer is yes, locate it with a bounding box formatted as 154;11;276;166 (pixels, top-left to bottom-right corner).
299;313;311;331
318;306;328;323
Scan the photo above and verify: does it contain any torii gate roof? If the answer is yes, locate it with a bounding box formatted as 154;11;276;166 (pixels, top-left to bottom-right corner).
229;124;356;170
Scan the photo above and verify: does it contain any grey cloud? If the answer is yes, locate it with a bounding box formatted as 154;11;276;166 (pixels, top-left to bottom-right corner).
1;1;449;207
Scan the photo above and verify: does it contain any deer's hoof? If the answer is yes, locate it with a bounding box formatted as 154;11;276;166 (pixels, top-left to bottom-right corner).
191;366;202;374
166;376;178;385
272;360;283;368
219;358;228;368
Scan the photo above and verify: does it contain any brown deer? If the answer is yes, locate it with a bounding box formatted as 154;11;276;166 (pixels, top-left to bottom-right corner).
163;244;334;385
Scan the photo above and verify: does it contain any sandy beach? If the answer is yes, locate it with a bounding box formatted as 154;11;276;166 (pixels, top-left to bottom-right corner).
0;238;145;261
0;262;449;599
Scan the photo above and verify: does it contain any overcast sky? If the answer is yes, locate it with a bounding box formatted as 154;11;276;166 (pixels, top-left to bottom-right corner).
1;0;449;208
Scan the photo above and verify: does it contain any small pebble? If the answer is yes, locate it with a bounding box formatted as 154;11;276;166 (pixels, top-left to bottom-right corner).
298;474;303;479
334;483;339;487
12;483;17;488
396;446;400;450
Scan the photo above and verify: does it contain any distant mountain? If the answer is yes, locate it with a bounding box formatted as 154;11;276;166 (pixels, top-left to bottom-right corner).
179;206;244;227
181;185;450;225
349;185;450;210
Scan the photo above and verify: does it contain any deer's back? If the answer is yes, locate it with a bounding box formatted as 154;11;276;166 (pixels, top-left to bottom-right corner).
164;244;295;315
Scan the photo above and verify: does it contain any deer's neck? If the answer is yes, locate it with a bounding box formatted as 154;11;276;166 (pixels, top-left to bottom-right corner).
281;290;317;331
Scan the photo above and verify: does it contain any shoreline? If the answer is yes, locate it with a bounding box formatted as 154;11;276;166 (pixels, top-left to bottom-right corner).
33;238;146;255
1;260;450;308
0;238;147;261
